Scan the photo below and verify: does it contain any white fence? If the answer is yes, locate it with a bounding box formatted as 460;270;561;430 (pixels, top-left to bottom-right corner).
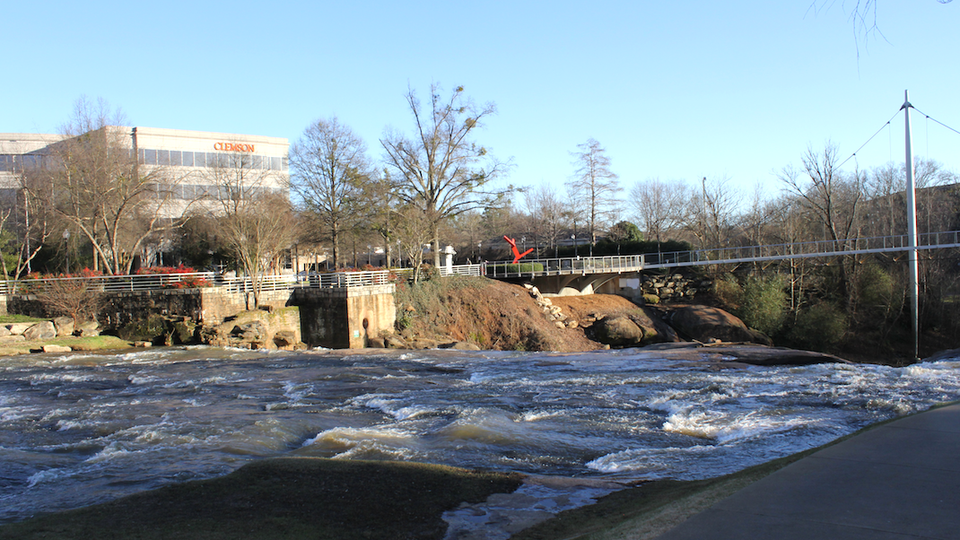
0;265;487;296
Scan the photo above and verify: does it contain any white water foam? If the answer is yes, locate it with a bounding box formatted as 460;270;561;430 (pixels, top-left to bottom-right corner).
302;426;422;460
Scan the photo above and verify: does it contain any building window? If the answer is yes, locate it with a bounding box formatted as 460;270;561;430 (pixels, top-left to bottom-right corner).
143;149;157;165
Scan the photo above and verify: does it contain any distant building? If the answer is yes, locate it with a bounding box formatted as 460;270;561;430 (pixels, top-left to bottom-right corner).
0;127;289;217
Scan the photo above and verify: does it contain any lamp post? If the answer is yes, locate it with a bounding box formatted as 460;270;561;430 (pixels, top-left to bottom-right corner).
62;229;70;274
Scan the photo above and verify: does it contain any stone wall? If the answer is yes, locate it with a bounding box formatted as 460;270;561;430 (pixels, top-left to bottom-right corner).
4;284;395;350
198;289;293;325
99;290;204;332
602;273;712;303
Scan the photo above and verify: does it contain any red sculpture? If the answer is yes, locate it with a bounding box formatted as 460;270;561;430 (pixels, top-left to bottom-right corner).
503;236;534;264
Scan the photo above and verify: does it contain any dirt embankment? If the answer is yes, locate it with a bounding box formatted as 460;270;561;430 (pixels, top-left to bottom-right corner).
395;277;604;352
393;277;849;365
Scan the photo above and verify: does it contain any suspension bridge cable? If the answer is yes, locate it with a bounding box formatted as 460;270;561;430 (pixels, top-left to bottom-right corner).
838;109;902;169
911;106;960;138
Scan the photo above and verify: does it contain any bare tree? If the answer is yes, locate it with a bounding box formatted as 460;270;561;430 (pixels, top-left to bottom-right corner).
522;184;566;257
290;117;370;269
381;83;511;267
394;205;434;283
780;143;863;248
687;176;740;250
630;178;690;242
567;138;621;245
0;182;52;278
862;158;956;237
361;170;400;268
810;0;952;57
22;97;188;274
780;142;865;302
203;152;295;307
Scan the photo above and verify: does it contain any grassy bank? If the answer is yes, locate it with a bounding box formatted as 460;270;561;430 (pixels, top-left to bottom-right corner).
0;335;133;357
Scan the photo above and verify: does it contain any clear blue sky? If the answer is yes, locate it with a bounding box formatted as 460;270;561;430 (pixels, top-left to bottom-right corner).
4;1;958;201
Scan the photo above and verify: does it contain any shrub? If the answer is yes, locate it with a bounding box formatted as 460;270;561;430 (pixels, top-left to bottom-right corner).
738;274;787;337
856;263;899;311
787;302;848;351
29;268;105;324
488;263;545;274
136;265;210;288
713;275;742;309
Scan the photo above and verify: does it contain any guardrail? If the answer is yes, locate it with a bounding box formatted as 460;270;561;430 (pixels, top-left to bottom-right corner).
3;230;959;294
480;230;960;278
0;264;490;296
0;269;403;295
643;229;960;269
482;255;645;279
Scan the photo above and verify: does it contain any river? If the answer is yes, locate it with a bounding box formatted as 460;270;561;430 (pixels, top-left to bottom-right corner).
2;346;960;525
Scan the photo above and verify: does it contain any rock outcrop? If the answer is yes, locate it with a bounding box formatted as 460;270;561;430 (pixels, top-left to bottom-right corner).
202;307;306;351
667;305;772;345
593;316;645;347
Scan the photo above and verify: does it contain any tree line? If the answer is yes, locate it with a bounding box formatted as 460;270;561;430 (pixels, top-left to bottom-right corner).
3;87;960;358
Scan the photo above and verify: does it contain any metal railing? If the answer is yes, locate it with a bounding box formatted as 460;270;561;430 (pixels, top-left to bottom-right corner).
480;230;960;278
0;269;402;295
3;230;959;294
643;229;960;269
482;255;645;279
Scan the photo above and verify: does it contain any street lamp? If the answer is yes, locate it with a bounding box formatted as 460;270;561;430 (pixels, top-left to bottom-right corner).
62;229;70;274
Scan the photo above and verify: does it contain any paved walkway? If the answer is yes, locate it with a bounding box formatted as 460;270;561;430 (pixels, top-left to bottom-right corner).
655;402;960;540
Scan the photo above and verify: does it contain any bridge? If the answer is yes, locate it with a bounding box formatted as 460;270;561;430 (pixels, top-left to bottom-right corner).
479;230;960;295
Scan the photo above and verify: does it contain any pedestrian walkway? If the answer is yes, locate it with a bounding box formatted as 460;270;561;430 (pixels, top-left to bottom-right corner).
655;402;960;540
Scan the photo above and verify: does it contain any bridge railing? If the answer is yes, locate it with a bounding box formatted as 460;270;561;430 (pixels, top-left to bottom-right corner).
0;269;405;295
482;254;645;278
3;231;959;294
643;230;960;268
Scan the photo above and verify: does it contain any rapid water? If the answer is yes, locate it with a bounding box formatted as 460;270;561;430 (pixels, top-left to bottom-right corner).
2;346;960;524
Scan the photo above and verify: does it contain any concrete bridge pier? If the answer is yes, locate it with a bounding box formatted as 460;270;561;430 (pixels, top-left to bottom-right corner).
295;285;396;349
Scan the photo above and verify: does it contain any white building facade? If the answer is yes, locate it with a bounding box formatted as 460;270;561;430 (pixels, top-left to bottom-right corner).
1;127;289;216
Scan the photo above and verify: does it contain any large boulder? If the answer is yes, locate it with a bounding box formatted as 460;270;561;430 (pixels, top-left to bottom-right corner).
53;316;75;337
77;321;101;337
629;309;681;344
668;305;769;344
204;308;303;350
272;330;298;350
6;323;35;336
593;316;645;347
23;321;57;341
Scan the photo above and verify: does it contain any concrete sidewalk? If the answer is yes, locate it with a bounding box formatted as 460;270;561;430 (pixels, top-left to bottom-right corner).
655;403;960;540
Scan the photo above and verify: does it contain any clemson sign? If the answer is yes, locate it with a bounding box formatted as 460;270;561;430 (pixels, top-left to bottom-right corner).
214;142;255;153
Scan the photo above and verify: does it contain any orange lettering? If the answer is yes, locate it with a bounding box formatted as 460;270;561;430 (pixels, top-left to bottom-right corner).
213;141;255;153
